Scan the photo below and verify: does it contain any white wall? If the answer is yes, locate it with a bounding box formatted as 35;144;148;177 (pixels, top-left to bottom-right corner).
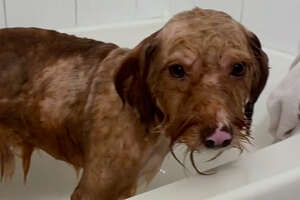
0;0;5;27
242;0;300;55
77;0;136;26
0;0;299;55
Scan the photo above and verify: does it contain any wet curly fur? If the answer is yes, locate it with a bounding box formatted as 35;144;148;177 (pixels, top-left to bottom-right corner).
0;8;268;200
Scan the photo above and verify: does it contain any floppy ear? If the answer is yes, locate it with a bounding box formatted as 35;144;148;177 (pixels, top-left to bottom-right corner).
114;30;161;124
244;32;269;121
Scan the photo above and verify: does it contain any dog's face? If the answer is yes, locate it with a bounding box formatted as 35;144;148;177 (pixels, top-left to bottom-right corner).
115;8;268;153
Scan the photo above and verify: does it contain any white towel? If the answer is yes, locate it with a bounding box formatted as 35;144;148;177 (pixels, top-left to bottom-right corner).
267;53;300;141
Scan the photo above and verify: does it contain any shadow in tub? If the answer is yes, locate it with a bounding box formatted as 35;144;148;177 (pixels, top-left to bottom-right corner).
0;151;79;200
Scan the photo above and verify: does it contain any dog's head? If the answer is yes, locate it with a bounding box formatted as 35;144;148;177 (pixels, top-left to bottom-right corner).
115;8;268;153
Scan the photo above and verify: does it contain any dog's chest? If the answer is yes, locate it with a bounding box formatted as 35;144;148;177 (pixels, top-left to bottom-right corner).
137;134;170;190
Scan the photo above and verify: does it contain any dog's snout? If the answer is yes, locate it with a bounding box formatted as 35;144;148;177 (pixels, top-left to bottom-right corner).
204;126;232;149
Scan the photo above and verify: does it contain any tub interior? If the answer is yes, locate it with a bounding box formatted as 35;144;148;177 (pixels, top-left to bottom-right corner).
0;22;295;200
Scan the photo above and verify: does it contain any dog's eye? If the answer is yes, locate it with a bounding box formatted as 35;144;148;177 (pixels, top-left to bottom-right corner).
231;63;246;76
169;64;186;78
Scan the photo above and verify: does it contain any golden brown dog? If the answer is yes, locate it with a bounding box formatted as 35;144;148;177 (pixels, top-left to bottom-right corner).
0;8;268;200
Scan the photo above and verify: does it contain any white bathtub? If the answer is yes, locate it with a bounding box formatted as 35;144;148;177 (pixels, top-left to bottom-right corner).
0;20;297;200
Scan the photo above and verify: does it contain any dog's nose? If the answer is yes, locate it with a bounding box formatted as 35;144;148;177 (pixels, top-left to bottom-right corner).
204;127;232;149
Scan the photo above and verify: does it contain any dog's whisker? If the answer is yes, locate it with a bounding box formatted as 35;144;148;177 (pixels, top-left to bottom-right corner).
183;146;190;165
181;146;192;176
205;150;224;162
232;144;244;155
190;151;215;175
170;146;186;170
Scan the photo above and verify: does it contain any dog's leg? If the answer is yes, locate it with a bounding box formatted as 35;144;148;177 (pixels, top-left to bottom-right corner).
0;130;15;181
70;131;139;200
71;165;137;200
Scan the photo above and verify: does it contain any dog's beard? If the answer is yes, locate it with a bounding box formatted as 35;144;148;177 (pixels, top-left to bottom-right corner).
157;114;253;175
231;115;253;154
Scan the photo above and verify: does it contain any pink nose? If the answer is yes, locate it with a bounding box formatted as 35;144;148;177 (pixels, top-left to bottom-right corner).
204;128;232;148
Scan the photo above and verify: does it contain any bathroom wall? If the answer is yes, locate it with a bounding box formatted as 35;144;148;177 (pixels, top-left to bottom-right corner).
0;0;5;27
0;0;299;55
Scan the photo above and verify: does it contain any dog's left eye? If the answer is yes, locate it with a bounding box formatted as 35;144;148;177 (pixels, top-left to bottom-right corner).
169;64;186;78
231;63;246;77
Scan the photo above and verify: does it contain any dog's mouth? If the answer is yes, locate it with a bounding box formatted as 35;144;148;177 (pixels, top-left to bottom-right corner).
173;123;251;150
167;118;252;175
157;110;253;174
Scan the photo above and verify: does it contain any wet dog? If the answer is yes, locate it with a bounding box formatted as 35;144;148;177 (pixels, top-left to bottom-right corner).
0;8;268;200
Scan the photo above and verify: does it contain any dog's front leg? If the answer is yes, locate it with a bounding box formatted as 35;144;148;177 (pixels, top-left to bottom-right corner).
71;157;138;200
71;132;140;200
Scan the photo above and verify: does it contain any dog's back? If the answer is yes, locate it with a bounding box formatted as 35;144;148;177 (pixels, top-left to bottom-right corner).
0;28;118;180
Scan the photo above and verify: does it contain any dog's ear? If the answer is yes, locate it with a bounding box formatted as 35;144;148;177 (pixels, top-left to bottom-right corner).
114;30;161;124
244;32;269;121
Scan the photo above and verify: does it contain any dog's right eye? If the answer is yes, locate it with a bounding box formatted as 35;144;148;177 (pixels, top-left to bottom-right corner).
169;64;186;78
231;63;246;77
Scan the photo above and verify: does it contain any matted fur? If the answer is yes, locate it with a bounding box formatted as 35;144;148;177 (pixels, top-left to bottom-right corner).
0;8;268;200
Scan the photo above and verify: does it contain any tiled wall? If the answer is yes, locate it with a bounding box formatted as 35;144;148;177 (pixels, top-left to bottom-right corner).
5;0;75;28
0;0;299;55
77;0;136;26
